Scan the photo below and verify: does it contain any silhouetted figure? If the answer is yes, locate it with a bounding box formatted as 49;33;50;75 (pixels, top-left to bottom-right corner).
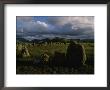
66;41;86;68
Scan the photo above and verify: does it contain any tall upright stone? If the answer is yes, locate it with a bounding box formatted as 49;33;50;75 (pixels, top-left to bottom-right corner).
66;41;86;68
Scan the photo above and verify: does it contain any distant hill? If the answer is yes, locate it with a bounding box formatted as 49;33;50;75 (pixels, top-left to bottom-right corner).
16;37;30;42
16;37;94;43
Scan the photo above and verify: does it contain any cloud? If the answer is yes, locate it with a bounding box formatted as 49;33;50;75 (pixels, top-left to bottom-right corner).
36;21;48;27
16;16;32;22
23;21;49;32
16;17;49;34
16;16;94;40
47;16;94;37
48;16;94;26
50;21;94;36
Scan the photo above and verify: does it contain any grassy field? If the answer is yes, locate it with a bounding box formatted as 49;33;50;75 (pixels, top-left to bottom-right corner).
16;41;94;74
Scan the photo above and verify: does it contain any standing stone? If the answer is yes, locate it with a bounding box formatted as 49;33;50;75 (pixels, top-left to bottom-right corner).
66;41;86;68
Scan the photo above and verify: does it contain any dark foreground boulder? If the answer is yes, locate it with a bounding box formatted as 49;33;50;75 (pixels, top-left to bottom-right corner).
52;51;66;66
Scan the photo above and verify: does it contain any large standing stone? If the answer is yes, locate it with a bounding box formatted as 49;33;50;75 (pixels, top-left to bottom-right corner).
66;41;86;68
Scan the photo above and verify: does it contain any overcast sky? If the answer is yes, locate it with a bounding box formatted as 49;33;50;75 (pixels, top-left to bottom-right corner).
16;16;94;40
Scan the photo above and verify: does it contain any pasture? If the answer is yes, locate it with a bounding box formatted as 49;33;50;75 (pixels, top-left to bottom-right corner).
16;41;94;74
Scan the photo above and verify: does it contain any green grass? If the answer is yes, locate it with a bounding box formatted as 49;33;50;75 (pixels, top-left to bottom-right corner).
16;42;94;64
16;42;94;74
21;42;94;61
29;43;68;57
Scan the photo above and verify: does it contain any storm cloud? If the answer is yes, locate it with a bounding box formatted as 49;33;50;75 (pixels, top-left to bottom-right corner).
16;16;94;40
